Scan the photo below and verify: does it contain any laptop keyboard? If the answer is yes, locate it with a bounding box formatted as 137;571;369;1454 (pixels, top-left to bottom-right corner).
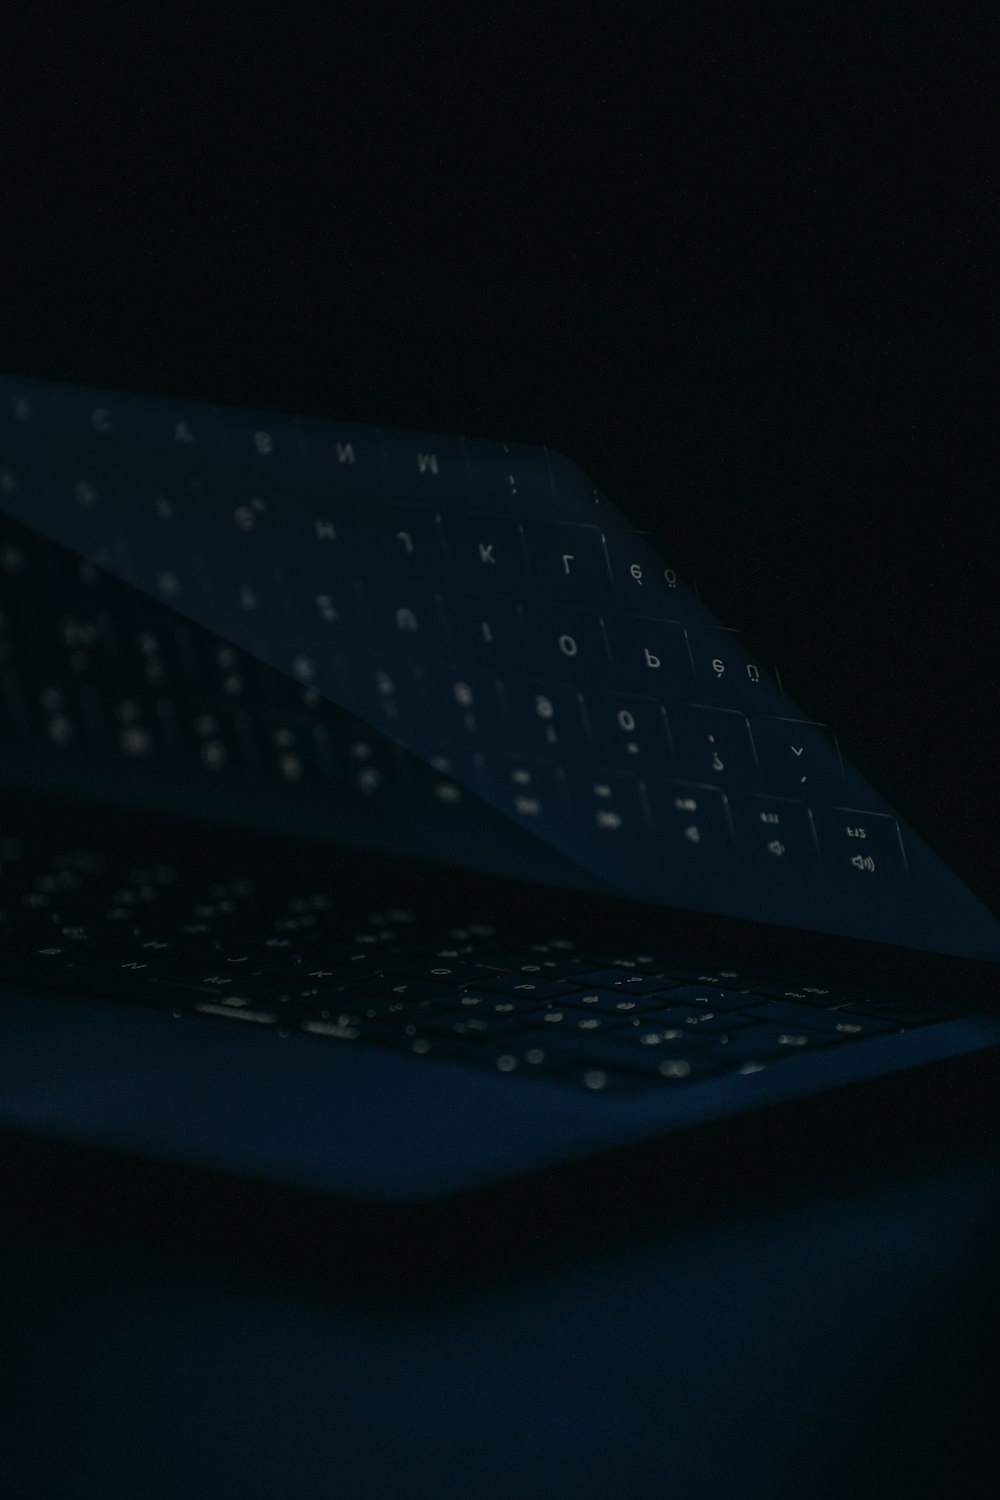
0;833;967;1097
0;378;918;942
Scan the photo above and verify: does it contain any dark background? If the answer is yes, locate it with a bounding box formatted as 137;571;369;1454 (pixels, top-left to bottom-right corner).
2;13;999;1499
2;8;995;901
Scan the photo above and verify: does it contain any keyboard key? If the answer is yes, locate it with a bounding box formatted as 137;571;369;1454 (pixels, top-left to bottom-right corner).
748;982;841;1004
836;997;969;1026
731;794;820;872
504;678;590;758
665;965;763;989
443;511;527;590
686;627;783;711
359;502;446;578
813;807;909;884
750;999;899;1035
712;1021;842;1064
753;717;844;797
590;692;673;769
363;579;447;654
479;974;584;999
640;1006;759;1034
442;992;542;1017
448;593;527;666
388;431;471;498
670;705;757;786
573;968;678;994
560;1032;724;1080
655;983;760;1011
528;605;611;679
526;521;612;600
199;479;291;564
617;617;695;693
643;780;736;866
423;666;506;743
606;531;685;610
485;758;567;829
282;488;359;564
299;417;387;487
288;570;362;645
196;564;291;652
388;957;485;985
565;770;650;845
559;986;677;1015
349;660;427;735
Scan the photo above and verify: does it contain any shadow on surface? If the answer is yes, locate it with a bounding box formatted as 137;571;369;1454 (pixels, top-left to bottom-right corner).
3;1048;1000;1305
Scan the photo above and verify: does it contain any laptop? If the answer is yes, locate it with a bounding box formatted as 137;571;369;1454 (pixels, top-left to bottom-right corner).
1;371;998;1207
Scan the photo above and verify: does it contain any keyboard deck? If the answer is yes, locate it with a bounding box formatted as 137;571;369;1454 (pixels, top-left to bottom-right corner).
0;832;968;1098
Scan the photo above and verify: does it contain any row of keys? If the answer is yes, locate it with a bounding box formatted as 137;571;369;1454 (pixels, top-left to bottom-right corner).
25;548;770;706
298;651;839;788
0;455;693;614
1;376;580;511
0;625;904;889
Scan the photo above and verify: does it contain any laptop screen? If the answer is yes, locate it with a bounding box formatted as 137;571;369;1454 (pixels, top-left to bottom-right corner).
2;373;998;962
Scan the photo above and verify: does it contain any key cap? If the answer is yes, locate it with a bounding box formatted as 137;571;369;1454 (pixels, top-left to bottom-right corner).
528;605;612;679
348;659;427;736
655;984;761;1011
479;974;585;999
617;617;695;692
836;998;970;1026
664;965;763;989
590;692;673;769
443;511;528;590
573;968;679;994
748;981;841;1003
526;521;612;601
359;502;446;578
750;1000;900;1035
687;628;783;711
813;807;909;885
363;579;447;654
282;486;360;564
753;717;844;797
731;794;820;873
485;758;567;829
557;987;673;1015
642;779;736;868
565;770;651;849
448;593;527;666
640;1006;759;1034
605;532;685;611
422;666;506;742
561;1033;725;1080
287;570;363;645
670;704;757;786
504;677;590;758
195;1000;279;1024
711;1021;842;1064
